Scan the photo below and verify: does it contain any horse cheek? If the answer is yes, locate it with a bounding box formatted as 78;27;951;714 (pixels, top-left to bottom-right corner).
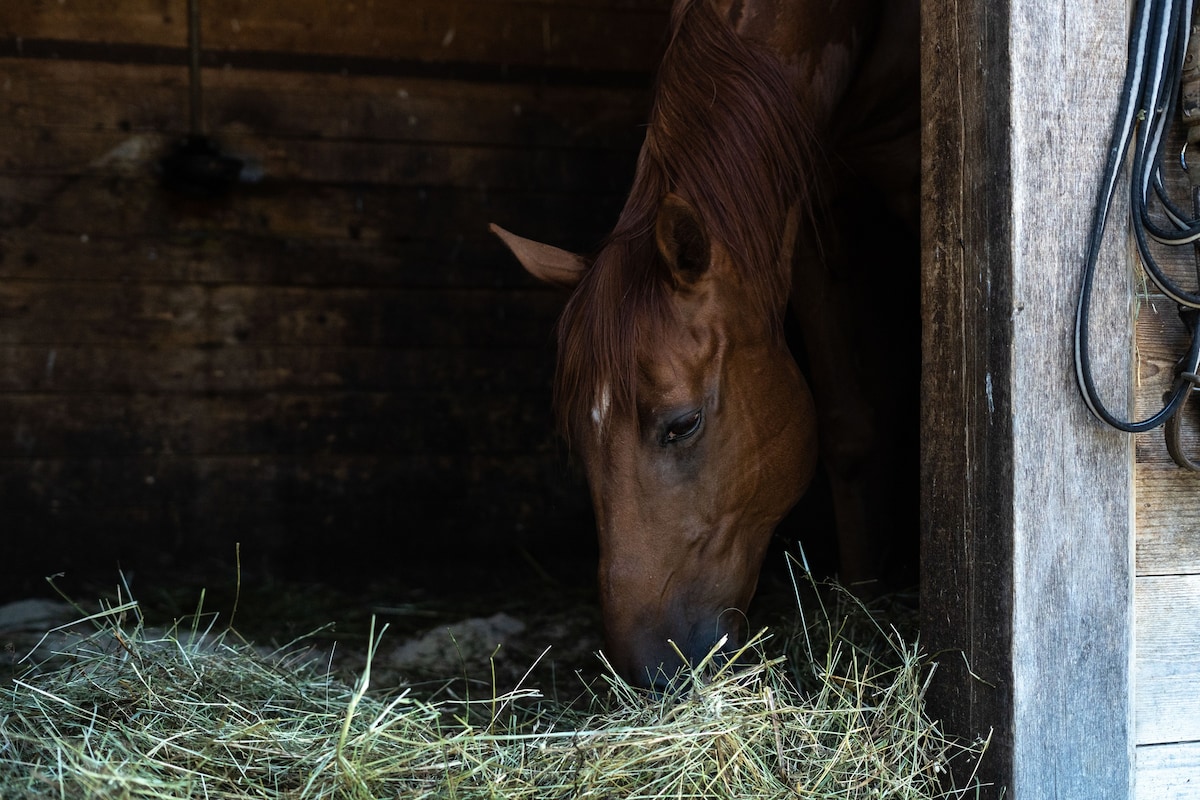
773;363;819;508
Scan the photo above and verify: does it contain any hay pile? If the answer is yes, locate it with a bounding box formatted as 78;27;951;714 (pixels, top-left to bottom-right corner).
0;573;988;799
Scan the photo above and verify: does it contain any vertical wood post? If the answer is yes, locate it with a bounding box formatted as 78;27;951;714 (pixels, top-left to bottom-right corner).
921;0;1135;796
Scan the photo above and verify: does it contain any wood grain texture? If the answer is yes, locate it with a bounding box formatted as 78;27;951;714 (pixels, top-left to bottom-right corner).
0;126;634;191
1135;575;1200;745
0;229;569;290
0;345;553;394
1008;0;1136;791
1127;92;1200;785
1133;291;1200;468
3;59;649;150
0;0;672;73
1136;464;1200;575
0;281;563;348
1130;268;1200;579
0;1;662;589
1136;742;1200;799
921;0;1135;796
919;0;1015;787
0;177;626;247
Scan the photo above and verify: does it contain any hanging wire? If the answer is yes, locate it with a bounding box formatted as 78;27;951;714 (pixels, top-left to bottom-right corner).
1075;0;1200;433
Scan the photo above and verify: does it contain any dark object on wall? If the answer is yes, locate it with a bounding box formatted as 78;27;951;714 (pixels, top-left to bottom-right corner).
160;133;243;197
159;0;242;196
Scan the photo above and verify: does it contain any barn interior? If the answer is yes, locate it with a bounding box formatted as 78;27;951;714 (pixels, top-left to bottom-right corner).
0;0;919;684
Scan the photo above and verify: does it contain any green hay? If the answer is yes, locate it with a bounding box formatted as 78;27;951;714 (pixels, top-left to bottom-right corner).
1;567;989;799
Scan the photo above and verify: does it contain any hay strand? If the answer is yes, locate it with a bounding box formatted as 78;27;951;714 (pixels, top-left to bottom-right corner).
1;569;989;799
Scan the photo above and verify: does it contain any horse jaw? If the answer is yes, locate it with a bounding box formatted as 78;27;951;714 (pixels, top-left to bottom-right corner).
489;223;589;289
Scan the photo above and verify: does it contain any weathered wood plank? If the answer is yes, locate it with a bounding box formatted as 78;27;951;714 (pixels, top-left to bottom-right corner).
1134;295;1181;422
0;281;562;348
1136;575;1200;745
0;125;635;192
2;59;650;151
0;230;555;290
1007;2;1137;794
1130;290;1200;575
1136;742;1200;800
0;0;671;72
1135;464;1200;576
1133;297;1200;467
0;345;553;394
921;0;1135;795
0;391;557;458
0;280;209;347
0;178;625;249
920;0;1015;784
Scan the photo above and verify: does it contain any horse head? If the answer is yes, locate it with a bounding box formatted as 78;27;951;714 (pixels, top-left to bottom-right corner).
490;0;835;690
492;191;818;689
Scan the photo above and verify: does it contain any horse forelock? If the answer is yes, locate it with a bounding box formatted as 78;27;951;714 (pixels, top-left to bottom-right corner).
554;0;816;445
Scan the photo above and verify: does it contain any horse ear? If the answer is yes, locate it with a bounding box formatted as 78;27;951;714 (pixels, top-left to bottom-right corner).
489;223;589;289
655;193;711;284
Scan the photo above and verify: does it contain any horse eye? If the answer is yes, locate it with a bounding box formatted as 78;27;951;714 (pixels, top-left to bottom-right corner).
661;410;702;445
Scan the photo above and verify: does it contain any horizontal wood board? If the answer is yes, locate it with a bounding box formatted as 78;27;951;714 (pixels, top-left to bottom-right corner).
1135;576;1200;745
0;0;673;74
1136;742;1200;800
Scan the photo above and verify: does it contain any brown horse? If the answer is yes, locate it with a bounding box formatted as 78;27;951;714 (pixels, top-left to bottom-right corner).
492;0;918;689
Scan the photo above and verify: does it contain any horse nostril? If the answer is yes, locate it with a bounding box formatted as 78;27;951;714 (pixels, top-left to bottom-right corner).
619;623;743;696
683;625;739;672
623;645;689;696
645;665;696;699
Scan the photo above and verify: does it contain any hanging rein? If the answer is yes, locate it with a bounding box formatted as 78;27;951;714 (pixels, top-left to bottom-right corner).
1076;0;1200;468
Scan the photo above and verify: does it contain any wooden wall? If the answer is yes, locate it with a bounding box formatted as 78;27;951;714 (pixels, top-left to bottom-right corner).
1131;131;1200;795
925;0;1200;795
921;0;1136;796
0;1;671;597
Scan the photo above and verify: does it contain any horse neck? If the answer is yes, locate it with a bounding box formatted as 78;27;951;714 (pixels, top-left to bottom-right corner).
711;0;884;128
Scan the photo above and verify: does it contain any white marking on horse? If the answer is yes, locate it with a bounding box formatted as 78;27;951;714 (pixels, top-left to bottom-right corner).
591;384;612;435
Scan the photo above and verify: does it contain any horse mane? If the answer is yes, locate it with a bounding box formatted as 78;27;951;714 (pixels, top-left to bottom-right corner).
554;0;816;442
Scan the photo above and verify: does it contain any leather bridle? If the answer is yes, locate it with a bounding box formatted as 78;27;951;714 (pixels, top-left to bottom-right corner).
1075;0;1200;468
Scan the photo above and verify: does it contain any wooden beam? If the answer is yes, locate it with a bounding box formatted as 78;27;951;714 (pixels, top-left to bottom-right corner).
921;0;1135;796
0;0;672;74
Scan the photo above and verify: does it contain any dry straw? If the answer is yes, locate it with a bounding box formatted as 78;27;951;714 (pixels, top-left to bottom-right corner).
1;562;989;799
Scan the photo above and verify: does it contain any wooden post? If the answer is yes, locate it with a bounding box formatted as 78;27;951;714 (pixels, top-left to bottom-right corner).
921;0;1135;796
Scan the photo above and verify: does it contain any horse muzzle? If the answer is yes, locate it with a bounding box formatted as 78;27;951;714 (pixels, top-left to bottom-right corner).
610;614;743;692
